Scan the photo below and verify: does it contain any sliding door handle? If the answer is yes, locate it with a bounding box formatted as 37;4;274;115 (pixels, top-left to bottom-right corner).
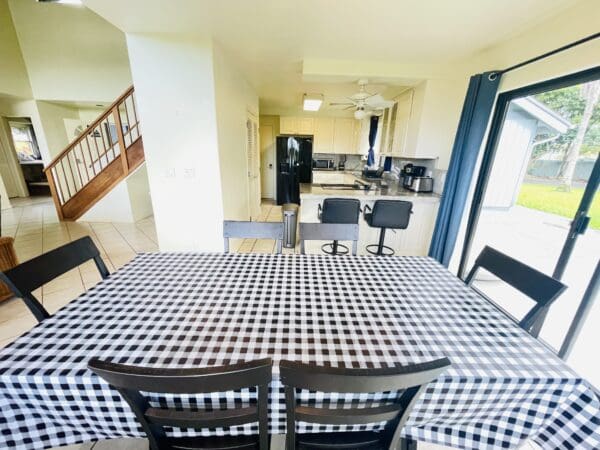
574;215;590;235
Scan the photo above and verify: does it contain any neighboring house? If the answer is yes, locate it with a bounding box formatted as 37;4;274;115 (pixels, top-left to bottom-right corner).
483;97;571;209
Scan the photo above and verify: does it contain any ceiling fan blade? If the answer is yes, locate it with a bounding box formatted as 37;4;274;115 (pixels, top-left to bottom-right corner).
329;102;355;106
344;105;355;110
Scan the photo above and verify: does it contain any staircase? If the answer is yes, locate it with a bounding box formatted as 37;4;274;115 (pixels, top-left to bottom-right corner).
45;86;144;221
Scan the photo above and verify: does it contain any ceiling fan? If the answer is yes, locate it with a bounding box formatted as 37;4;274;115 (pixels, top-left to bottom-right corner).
329;79;395;120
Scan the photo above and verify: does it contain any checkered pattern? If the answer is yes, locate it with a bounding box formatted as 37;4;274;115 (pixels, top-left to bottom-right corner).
0;253;598;449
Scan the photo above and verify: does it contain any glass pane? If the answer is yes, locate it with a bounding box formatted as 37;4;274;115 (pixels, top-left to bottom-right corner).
467;78;600;387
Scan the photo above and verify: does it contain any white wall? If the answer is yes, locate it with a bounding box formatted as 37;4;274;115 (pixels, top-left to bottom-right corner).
126;164;153;221
79;163;153;223
126;33;224;251
35;101;80;160
79;181;135;223
7;0;132;103
0;0;30;98
212;43;258;220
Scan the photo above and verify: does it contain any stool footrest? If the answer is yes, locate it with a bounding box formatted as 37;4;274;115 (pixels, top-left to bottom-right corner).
321;242;350;255
366;244;395;256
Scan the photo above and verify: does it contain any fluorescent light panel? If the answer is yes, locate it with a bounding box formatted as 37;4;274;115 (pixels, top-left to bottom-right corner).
303;94;323;111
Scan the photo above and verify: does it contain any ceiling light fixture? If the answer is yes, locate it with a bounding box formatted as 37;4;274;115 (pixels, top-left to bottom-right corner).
303;94;323;112
36;0;83;4
354;108;368;120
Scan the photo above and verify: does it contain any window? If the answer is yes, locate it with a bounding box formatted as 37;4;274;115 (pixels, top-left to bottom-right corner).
10;122;41;162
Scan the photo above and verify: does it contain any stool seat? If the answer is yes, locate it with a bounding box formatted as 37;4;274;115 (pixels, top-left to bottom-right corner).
319;198;361;256
364;200;412;256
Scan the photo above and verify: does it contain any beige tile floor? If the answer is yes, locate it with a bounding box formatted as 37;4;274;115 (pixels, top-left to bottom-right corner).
0;197;475;450
0;196;158;349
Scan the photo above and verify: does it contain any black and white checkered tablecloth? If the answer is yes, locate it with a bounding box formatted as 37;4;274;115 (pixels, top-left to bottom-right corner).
0;253;598;449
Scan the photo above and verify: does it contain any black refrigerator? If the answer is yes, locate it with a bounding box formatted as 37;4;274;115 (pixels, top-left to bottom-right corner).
276;136;312;205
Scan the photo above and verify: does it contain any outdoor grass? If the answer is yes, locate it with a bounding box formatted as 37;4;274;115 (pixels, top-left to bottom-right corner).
517;183;600;230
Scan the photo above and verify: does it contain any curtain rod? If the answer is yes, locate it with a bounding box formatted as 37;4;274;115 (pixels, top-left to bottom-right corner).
498;32;600;76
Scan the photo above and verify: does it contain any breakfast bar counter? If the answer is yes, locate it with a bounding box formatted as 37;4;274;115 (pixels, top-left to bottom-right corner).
300;173;440;256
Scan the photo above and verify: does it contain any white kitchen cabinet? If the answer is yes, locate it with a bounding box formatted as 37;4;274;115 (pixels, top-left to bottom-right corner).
279;116;314;135
297;117;314;135
313;117;335;153
390;90;413;157
279;117;296;134
379;107;391;156
333;118;355;154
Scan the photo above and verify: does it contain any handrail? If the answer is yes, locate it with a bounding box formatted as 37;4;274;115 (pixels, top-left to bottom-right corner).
45;85;134;170
44;86;142;220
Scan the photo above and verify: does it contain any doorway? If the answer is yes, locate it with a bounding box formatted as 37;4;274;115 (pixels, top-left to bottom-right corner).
459;67;600;387
259;124;275;199
6;119;49;197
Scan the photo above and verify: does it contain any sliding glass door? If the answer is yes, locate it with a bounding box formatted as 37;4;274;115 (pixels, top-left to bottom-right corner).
460;68;600;388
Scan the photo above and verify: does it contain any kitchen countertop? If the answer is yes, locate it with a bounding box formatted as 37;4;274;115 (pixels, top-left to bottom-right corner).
301;171;441;203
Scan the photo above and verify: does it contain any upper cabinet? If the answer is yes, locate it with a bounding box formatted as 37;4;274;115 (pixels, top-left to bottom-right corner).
313;117;334;153
390;90;413;157
332;118;355;154
280;117;314;135
377;88;438;159
279;116;362;155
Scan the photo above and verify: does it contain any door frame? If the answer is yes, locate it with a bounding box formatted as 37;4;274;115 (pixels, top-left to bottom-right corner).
458;65;600;279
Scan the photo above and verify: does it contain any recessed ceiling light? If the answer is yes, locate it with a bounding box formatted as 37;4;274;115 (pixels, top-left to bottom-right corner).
37;0;83;4
303;94;323;112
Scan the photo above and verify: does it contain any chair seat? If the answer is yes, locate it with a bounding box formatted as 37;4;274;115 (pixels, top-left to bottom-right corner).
162;434;260;450
296;431;386;449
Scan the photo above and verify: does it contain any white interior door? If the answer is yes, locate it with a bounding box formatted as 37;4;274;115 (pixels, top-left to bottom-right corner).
246;115;261;220
259;124;275;199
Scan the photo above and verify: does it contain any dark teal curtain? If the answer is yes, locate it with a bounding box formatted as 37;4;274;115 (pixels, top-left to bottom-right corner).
429;71;501;266
367;115;378;166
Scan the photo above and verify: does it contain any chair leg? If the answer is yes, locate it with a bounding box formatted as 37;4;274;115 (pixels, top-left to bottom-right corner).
332;240;338;254
399;438;417;450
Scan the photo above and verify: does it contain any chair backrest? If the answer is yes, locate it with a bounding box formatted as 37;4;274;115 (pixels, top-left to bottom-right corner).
321;198;361;224
299;222;360;255
371;200;412;229
280;358;450;450
464;246;566;337
89;358;272;450
0;236;109;322
223;220;284;254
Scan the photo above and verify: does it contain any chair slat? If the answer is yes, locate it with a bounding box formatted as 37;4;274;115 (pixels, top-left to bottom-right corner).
295;404;400;425
299;223;359;255
88;358;272;393
223;220;284;254
145;406;258;428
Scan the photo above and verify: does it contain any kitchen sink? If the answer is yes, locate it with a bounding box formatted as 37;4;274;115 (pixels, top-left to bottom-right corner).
320;182;372;191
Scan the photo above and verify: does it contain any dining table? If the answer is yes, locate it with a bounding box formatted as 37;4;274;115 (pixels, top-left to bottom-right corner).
0;252;598;450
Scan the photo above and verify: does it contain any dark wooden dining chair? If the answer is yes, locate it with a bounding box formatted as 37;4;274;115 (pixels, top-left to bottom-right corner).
0;236;109;323
223;220;284;254
464;245;567;338
88;358;273;450
299;222;360;256
279;358;451;450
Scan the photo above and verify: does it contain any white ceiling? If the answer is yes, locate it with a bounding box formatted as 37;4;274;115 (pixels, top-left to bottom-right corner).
82;0;583;112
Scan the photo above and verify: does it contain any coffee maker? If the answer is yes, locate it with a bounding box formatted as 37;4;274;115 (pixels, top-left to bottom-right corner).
401;163;426;188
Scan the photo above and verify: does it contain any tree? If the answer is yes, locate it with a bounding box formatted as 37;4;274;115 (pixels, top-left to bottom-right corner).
556;80;600;190
534;83;600;165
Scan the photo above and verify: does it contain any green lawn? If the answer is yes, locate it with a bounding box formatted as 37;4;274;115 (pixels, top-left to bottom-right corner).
516;183;600;230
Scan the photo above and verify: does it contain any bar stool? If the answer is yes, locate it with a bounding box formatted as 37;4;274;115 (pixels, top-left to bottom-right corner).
364;200;412;256
318;198;361;255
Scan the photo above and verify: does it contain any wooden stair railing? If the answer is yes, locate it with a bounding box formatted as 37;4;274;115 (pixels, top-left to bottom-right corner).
44;86;144;221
